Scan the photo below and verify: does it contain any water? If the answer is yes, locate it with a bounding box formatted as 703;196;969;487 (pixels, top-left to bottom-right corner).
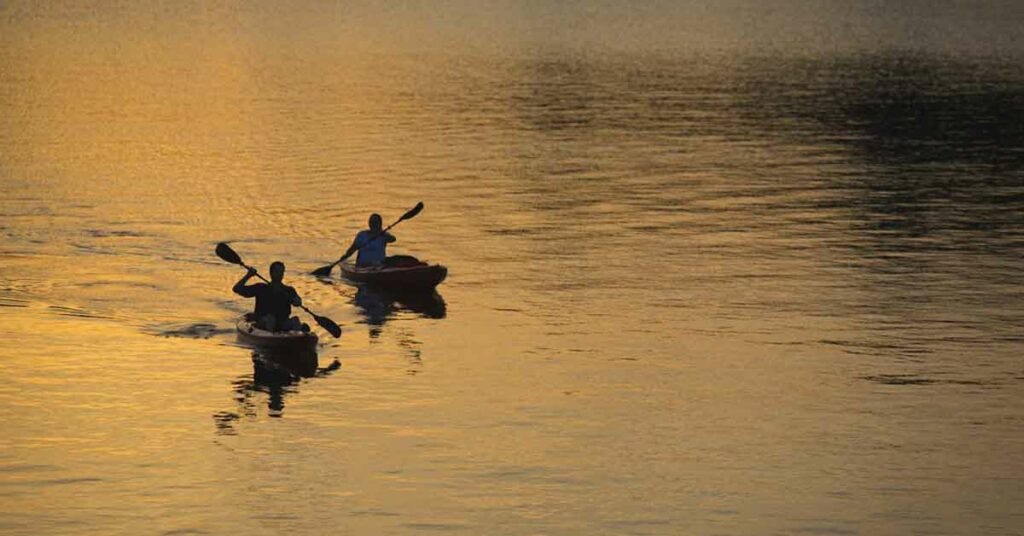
2;3;1023;535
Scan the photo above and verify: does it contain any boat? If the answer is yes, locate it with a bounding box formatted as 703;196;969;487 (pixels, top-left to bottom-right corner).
235;314;318;352
340;260;447;291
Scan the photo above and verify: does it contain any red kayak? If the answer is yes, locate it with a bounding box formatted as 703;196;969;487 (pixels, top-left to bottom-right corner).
340;261;447;291
236;315;318;352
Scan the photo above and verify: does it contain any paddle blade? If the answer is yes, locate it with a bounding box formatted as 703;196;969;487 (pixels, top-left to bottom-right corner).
311;264;335;277
215;242;243;266
400;201;424;222
314;314;342;338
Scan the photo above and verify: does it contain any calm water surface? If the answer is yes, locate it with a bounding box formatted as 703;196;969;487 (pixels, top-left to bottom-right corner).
1;3;1023;535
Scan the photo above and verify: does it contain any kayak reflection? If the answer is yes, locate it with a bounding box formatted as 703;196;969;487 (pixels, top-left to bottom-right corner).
353;286;447;332
220;350;340;428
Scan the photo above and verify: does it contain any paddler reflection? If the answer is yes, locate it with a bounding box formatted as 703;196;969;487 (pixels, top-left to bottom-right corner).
216;350;340;432
353;286;446;338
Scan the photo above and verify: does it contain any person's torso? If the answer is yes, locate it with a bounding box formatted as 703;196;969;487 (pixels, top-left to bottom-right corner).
253;283;294;318
355;230;389;265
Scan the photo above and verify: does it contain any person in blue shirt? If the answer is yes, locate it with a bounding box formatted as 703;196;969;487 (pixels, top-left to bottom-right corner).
342;213;396;266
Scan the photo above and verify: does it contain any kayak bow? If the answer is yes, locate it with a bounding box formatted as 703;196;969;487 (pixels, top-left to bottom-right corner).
236;315;319;352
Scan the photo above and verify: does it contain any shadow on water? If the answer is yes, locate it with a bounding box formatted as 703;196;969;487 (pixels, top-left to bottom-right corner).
735;53;1023;163
767;57;1021;249
497;49;1023;368
213;350;340;434
727;52;1024;361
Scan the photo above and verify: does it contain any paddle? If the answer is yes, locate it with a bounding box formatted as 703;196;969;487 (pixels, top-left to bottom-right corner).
311;201;425;277
215;242;342;338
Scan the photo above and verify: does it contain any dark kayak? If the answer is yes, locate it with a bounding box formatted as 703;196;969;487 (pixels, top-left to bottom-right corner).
340;261;447;290
235;315;318;352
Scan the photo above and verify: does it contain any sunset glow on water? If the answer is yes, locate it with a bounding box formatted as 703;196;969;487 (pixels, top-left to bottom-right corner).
2;2;1023;534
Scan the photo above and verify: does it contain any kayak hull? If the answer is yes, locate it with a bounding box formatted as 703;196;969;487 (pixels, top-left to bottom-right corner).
236;315;318;352
340;262;447;291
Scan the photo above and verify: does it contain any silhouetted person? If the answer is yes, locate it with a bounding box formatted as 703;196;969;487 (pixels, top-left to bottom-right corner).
233;261;304;332
342;213;397;266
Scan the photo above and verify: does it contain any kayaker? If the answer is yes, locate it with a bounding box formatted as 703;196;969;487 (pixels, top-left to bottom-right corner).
342;213;397;267
233;261;304;332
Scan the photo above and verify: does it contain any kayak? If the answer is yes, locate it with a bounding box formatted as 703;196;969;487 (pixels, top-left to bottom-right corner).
340;261;447;291
236;315;318;352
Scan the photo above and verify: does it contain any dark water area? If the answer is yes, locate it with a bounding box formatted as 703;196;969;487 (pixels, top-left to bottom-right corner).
1;2;1023;535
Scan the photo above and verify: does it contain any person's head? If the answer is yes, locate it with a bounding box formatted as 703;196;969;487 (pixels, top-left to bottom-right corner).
368;213;383;231
269;261;285;283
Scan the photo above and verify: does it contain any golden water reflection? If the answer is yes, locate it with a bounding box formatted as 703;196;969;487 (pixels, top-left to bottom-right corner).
1;2;1023;535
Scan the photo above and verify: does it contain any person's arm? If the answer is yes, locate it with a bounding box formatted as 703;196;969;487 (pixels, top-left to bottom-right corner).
383;232;396;243
233;268;259;297
290;287;303;307
339;235;363;263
